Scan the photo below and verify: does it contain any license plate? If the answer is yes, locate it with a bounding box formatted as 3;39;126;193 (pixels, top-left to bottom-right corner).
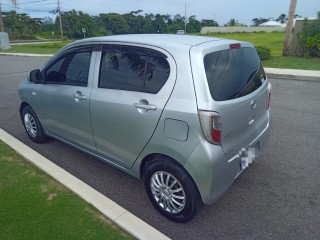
239;147;257;170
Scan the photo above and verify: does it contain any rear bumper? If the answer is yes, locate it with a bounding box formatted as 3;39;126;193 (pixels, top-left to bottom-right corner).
184;112;271;204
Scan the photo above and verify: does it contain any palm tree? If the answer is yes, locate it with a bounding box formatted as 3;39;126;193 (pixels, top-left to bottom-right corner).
0;0;17;32
283;0;297;56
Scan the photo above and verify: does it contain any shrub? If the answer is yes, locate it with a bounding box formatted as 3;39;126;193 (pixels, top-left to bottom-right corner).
298;11;320;58
255;46;271;60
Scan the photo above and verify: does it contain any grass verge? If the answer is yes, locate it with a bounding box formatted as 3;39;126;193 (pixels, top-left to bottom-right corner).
0;140;134;240
262;56;320;70
0;41;70;54
201;32;285;56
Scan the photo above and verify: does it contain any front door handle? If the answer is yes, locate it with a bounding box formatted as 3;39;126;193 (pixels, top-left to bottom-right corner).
73;91;87;101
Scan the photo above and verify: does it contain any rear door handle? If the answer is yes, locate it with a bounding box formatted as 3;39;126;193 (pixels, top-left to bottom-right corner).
133;103;157;111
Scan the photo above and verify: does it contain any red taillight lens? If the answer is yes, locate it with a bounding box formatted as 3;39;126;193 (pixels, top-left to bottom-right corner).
211;114;222;144
198;111;222;145
211;129;221;143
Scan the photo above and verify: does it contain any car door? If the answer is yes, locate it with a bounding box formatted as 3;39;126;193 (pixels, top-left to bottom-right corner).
90;45;176;169
37;46;96;152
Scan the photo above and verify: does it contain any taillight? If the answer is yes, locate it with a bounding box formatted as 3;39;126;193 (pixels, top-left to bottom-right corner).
198;111;222;145
267;83;272;110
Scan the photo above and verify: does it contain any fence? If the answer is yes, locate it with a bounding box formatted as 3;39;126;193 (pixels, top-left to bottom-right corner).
200;27;285;34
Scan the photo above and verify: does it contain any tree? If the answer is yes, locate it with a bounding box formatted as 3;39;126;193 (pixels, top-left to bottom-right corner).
59;10;97;39
0;0;17;32
201;19;219;27
283;0;297;56
225;18;245;27
167;14;185;33
276;13;287;24
2;10;17;33
98;13;129;35
152;14;167;33
2;11;41;37
41;16;55;33
123;11;145;34
251;17;269;26
187;16;201;33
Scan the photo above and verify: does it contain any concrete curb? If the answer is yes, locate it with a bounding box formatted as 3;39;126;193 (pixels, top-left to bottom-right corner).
0;128;170;240
265;68;320;82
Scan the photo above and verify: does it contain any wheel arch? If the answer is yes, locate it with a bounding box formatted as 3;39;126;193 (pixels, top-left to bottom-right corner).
139;152;203;202
140;153;171;179
19;101;31;119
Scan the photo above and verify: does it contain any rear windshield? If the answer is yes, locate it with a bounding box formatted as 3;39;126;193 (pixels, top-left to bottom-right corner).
204;47;266;101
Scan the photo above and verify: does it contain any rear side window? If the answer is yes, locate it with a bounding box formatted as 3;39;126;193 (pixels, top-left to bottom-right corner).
99;46;170;94
204;47;266;101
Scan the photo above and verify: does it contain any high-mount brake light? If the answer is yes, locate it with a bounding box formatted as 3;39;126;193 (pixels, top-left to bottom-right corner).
230;43;241;49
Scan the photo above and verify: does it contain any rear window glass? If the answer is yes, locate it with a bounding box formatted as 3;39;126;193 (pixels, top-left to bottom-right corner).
204;47;266;101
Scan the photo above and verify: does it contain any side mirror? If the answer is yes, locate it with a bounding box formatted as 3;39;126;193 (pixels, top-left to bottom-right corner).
29;69;41;83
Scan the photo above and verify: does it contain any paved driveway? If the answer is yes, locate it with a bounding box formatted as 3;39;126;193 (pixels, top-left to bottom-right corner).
1;55;319;240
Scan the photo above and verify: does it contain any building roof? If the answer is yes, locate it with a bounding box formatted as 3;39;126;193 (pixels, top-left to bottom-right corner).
258;21;283;27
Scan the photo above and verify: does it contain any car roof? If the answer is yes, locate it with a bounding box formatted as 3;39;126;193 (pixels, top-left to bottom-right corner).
73;34;224;48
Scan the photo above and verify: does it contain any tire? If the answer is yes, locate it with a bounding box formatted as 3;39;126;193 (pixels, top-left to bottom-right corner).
21;106;48;143
144;156;202;222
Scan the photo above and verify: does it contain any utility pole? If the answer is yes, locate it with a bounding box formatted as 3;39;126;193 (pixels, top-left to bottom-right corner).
0;3;4;32
57;0;63;40
184;2;187;33
282;0;297;56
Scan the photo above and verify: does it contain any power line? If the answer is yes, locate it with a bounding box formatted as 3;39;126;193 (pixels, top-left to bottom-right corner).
2;6;48;12
16;0;55;5
1;3;55;12
1;0;63;13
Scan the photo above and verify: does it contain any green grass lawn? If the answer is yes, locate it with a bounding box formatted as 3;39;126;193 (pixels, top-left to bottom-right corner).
201;32;285;56
0;141;134;240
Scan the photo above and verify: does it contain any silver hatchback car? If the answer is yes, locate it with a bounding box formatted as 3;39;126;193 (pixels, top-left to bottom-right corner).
19;34;271;222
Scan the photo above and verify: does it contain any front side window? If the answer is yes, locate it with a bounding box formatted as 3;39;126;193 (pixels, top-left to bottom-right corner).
99;46;170;93
45;50;92;86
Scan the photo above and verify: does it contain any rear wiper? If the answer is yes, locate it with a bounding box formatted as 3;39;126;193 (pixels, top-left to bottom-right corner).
235;69;259;99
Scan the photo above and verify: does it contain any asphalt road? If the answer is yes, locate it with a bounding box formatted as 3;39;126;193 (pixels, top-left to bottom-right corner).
1;55;319;240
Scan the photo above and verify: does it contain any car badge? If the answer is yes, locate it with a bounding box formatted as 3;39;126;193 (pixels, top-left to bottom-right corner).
251;100;257;109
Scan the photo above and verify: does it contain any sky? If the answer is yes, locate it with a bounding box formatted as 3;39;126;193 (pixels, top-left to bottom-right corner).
1;0;319;25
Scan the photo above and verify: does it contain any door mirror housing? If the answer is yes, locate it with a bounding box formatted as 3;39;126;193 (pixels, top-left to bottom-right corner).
29;69;41;83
